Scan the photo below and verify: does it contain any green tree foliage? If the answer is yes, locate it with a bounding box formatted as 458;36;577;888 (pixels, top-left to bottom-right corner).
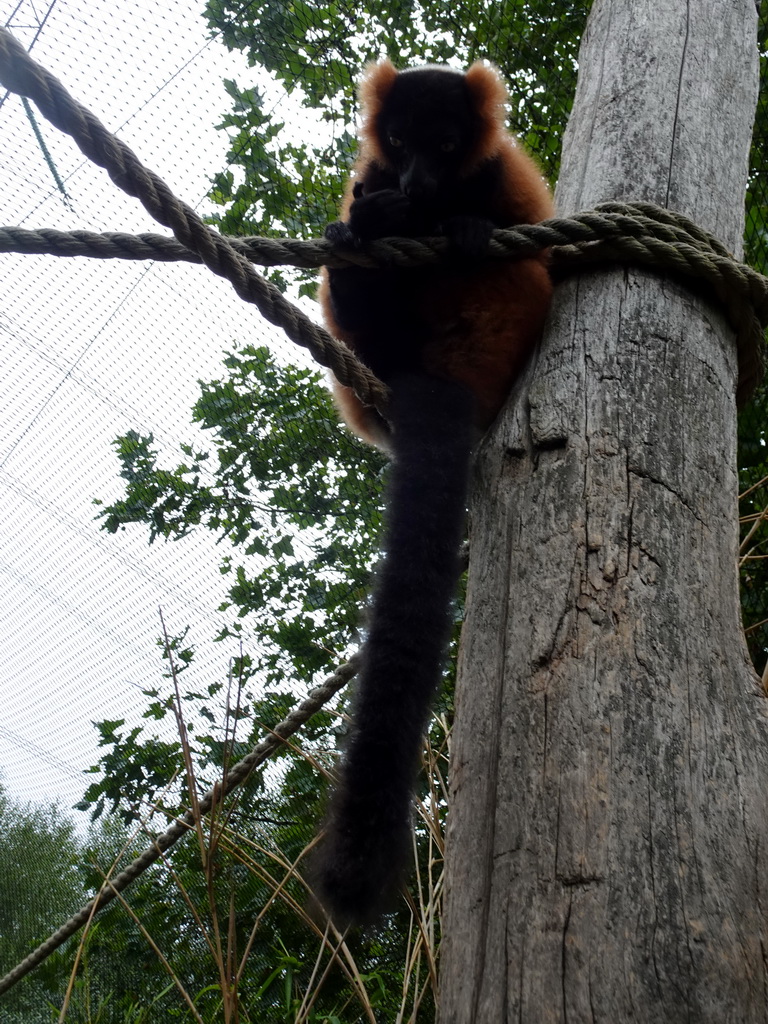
203;0;590;246
96;347;385;687
0;785;85;1021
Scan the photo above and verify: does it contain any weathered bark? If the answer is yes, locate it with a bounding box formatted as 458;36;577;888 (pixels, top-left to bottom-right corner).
439;2;768;1022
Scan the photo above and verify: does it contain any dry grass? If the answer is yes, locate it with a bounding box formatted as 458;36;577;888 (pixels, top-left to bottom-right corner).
57;623;449;1023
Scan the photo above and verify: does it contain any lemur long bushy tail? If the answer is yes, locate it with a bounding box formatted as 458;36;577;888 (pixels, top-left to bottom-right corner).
314;372;474;926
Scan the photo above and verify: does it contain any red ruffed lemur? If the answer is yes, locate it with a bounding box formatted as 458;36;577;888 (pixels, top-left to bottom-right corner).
315;59;554;927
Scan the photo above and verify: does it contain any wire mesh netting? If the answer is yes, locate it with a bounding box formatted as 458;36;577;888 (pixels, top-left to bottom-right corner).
1;1;766;1021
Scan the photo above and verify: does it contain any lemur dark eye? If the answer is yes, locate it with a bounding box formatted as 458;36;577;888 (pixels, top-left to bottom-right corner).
389;135;403;147
441;140;457;153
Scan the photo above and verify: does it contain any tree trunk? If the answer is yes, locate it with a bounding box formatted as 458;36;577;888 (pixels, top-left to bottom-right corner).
439;2;768;1021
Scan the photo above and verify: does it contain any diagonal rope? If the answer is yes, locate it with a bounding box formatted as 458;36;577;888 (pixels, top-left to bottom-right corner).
0;27;389;412
0;654;360;995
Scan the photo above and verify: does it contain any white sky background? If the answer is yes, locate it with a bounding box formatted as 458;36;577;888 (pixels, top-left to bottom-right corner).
0;0;324;818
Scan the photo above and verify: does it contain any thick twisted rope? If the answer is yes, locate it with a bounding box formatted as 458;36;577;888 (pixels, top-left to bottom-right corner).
3;207;766;386
1;26;766;404
3;206;765;403
0;28;388;411
0;654;359;996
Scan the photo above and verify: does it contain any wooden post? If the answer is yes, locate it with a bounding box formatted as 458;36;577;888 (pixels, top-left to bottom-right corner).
439;2;768;1020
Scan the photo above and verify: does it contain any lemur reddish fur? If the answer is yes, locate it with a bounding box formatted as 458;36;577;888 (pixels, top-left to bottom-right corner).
319;59;553;446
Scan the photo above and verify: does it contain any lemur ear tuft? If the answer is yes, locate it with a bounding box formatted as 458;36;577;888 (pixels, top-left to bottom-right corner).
358;60;399;162
464;62;510;166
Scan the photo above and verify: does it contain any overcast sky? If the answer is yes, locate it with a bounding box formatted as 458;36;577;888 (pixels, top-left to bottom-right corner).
0;0;322;821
